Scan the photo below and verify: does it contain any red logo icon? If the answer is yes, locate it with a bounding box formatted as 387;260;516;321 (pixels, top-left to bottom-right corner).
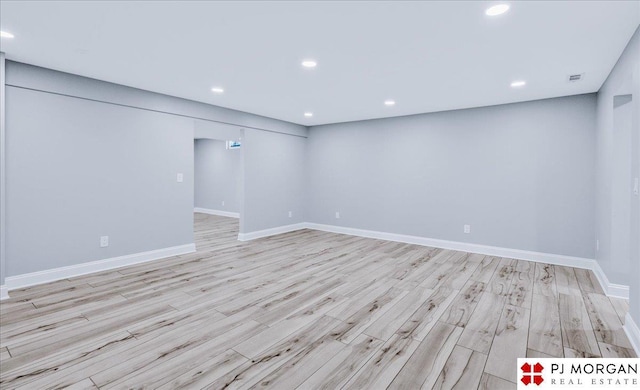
521;362;544;386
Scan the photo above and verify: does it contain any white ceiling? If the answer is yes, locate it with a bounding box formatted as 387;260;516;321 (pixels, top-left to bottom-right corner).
1;1;638;126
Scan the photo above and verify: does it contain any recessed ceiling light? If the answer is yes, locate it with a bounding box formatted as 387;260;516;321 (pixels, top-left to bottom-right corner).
0;31;15;39
384;100;396;106
485;4;510;16
304;112;313;117
510;80;526;87
301;60;317;68
211;87;224;93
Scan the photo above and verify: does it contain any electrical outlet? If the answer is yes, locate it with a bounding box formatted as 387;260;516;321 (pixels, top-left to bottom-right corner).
222;200;225;206
464;225;471;234
177;173;184;183
335;212;340;219
100;236;109;247
288;211;292;218
596;239;600;251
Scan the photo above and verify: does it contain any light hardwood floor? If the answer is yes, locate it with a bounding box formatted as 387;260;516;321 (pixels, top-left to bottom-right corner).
0;213;635;389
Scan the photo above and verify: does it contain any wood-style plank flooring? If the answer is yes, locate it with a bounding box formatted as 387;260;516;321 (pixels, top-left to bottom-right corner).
0;213;635;389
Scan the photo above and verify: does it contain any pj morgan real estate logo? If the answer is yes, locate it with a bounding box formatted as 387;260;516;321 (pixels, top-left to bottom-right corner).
517;358;639;389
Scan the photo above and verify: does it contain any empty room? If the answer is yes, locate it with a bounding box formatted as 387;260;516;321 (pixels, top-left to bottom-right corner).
0;1;639;389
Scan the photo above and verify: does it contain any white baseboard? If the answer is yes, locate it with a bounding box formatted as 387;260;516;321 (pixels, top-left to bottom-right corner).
306;222;595;267
3;243;196;292
0;285;8;301
239;221;630;300
592;262;630;299
623;313;640;356
238;223;307;241
304;222;629;299
194;207;239;219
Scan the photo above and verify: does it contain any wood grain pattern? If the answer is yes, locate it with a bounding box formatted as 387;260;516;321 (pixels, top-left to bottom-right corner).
394;286;458;341
249;336;345;389
528;293;563;357
526;348;555;358
0;213;634;389
484;304;531;383
470;256;501;283
457;292;506;354
64;378;98;390
574;268;605;294
488;258;516;296
96;320;266;389
555;265;582;296
363;286;433;341
440;280;485;327
564;347;600;358
0;347;10;361
533;263;557;297
342;333;420;389
298;334;384;390
478;373;516;390
609;297;630;323
204;316;340;389
432;345;488;390
559;293;601;356
156;349;248;389
506;269;534;309
329;287;407;344
598;342;637;358
583;293;632;349
387;321;462;390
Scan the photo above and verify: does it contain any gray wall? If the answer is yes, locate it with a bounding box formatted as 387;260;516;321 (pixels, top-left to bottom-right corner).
6;62;307;138
595;26;640;321
3;61;307;279
5;86;194;276
194;120;242;141
306;94;597;259
194;139;241;213
243;129;306;233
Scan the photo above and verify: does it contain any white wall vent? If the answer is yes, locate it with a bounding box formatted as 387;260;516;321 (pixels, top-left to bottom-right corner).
568;73;584;82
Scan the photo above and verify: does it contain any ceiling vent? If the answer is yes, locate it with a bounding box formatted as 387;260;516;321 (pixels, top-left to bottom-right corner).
568;73;584;82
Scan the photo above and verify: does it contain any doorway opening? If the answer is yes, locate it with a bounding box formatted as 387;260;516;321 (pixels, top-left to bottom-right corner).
194;138;242;218
192;120;244;247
